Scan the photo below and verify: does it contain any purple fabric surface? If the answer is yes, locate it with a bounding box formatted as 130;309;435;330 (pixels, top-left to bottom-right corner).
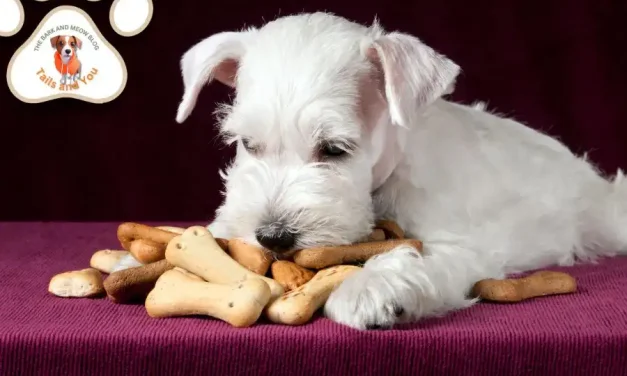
1;222;626;375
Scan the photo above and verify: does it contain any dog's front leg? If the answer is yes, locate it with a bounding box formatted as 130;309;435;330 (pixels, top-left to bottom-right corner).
324;241;494;330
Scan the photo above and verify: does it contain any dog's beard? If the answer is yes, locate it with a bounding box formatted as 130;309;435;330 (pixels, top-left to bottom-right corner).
215;157;375;249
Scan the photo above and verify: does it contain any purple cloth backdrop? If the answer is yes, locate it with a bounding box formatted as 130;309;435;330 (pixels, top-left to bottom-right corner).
1;0;627;221
1;222;626;375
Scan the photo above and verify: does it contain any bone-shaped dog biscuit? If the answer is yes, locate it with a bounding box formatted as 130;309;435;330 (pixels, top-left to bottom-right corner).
48;268;104;298
271;260;316;291
117;222;180;263
103;259;175;303
265;265;361;325
156;226;186;234
366;228;386;242
375;220;405;239
228;239;273;275
90;249;133;274
128;239;165;264
165;226;284;300
472;271;577;302
118;222;179;249
145;268;271;328
293;239;423;269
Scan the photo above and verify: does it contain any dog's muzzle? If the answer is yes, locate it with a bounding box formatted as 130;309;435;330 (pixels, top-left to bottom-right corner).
255;225;297;254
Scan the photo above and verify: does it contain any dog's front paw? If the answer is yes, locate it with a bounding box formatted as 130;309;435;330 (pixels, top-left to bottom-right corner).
324;268;404;329
325;266;413;329
324;247;426;329
324;245;432;330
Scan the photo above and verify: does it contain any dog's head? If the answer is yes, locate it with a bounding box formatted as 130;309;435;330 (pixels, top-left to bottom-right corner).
176;13;459;255
51;35;82;60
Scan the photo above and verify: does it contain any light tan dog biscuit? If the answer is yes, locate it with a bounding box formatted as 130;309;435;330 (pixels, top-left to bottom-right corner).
145;268;271;328
164;226;284;300
90;249;134;274
265;265;361;325
48;268;104;298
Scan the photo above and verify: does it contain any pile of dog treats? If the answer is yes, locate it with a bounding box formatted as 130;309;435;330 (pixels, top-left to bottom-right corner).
48;221;577;328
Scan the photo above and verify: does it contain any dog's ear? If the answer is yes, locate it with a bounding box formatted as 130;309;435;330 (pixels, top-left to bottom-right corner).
176;29;255;123
50;36;59;49
364;30;460;127
73;36;83;49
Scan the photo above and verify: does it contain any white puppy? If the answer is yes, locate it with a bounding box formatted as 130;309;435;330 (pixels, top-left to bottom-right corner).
115;12;627;330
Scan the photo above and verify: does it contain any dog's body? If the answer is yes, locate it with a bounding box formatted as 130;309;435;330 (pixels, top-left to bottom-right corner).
50;35;82;85
114;12;627;330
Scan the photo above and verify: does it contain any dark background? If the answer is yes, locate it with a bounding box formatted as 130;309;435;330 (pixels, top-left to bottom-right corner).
2;0;626;222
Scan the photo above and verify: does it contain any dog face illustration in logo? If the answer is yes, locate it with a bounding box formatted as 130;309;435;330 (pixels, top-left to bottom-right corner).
50;35;83;85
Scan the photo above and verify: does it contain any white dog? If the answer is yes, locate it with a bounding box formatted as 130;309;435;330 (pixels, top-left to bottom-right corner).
114;12;627;330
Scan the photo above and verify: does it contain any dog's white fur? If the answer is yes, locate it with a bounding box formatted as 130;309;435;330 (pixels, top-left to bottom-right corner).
114;12;627;330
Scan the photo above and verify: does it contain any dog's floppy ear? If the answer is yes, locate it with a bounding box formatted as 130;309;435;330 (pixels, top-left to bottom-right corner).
364;28;460;127
73;36;83;49
176;29;255;123
50;36;60;49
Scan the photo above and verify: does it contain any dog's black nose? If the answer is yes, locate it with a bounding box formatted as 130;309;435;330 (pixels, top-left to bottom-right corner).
255;228;296;253
64;49;71;54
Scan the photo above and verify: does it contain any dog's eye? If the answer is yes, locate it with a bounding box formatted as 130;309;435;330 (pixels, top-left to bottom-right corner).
71;42;76;47
241;138;260;154
321;144;347;158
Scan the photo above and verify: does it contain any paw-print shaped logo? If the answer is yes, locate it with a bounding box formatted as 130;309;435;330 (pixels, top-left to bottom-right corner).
2;0;153;103
109;0;154;37
0;0;24;37
1;0;153;37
